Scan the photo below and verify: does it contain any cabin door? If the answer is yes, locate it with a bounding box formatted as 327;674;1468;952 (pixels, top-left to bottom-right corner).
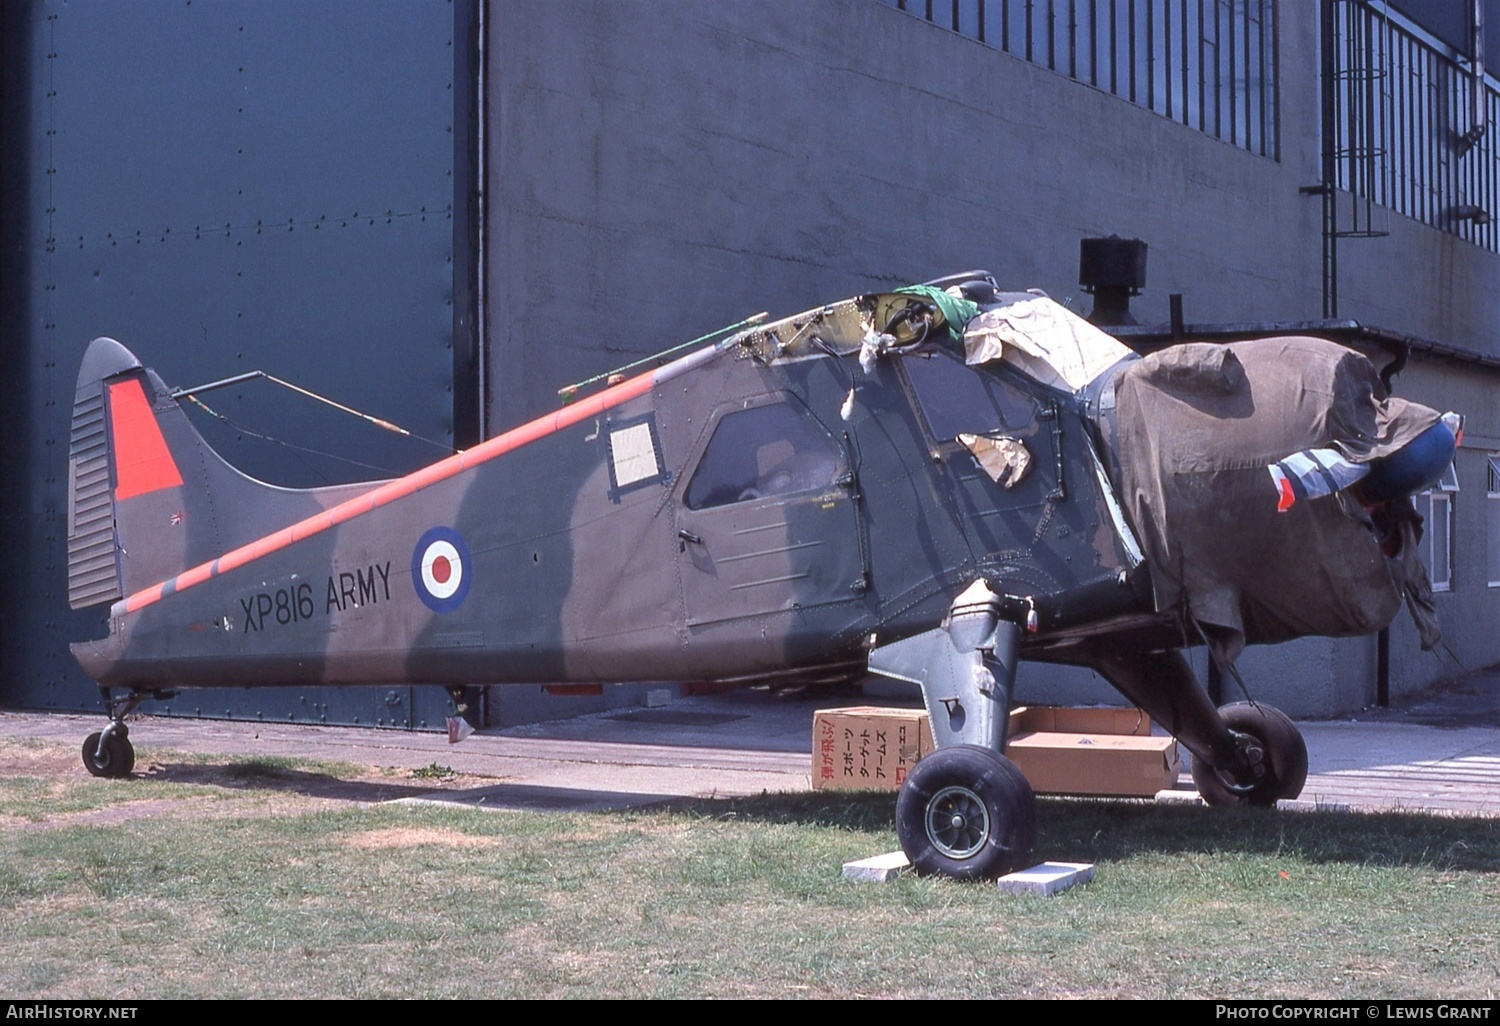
674;394;863;626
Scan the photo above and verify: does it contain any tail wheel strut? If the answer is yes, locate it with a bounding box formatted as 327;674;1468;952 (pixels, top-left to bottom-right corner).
79;689;163;779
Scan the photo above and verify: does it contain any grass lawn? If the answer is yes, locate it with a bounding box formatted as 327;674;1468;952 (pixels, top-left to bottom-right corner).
1;739;1496;999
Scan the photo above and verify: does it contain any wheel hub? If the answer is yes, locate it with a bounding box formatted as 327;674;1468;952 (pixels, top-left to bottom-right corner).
1214;731;1270;794
925;785;991;860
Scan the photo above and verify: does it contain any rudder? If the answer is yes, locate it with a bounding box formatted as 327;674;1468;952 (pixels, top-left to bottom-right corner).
66;337;383;610
67;338;148;609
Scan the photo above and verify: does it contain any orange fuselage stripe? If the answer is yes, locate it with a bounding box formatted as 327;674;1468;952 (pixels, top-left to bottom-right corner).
121;372;656;614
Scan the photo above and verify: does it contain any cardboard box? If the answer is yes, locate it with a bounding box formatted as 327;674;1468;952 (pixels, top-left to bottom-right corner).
811;707;934;791
1008;704;1152;737
1004;730;1180;797
1006;704;1178;797
811;704;1178;797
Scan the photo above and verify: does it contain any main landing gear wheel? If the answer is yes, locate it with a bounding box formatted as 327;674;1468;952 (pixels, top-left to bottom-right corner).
1191;702;1308;807
82;730;135;779
896;745;1037;881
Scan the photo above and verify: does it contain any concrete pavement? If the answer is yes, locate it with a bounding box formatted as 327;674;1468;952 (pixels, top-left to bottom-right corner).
2;674;1498;817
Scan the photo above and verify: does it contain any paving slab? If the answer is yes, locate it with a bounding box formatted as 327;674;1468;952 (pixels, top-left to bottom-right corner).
996;861;1096;896
842;851;911;882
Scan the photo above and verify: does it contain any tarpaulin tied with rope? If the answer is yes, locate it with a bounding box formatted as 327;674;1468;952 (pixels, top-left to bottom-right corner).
1109;337;1446;663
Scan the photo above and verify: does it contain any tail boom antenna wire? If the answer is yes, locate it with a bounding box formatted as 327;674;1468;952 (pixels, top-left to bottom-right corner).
171;370;451;452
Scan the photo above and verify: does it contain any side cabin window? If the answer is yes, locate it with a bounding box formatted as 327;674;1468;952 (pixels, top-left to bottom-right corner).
684;401;841;511
901;347;1041;441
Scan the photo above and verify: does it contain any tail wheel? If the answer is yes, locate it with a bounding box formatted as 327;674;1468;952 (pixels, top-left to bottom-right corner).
1191;702;1308;807
896;745;1037;880
82;731;135;779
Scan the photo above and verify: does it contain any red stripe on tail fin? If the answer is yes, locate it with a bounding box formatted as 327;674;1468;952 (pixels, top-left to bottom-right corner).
108;379;184;500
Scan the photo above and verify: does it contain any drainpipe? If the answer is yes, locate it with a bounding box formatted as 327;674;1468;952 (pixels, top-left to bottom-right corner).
1466;0;1487;150
1377;627;1390;708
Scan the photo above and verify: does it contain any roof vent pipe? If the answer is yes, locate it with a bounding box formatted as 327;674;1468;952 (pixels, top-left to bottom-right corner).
1079;236;1148;326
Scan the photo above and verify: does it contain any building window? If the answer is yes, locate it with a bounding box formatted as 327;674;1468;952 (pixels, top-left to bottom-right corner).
1488;455;1500;587
1421;476;1457;593
1330;1;1499;253
878;0;1280;159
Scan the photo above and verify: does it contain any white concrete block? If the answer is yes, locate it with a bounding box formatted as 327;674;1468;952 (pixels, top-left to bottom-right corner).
644;688;672;708
843;850;910;882
996;861;1095;896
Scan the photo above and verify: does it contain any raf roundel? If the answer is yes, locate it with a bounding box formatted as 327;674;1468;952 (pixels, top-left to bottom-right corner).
412;527;472;613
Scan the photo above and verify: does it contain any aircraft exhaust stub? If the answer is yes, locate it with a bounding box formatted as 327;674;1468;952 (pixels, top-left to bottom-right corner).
65;273;1456;880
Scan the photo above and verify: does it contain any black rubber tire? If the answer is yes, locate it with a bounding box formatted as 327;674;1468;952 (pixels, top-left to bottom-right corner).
896;745;1037;881
81;731;135;779
1191;702;1308;807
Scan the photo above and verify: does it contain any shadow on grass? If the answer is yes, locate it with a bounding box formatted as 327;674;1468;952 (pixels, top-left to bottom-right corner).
138;760;461;805
130;758;1500;874
669;791;1500;872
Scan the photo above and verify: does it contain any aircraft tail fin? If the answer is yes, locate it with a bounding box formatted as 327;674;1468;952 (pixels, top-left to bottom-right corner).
67;339;148;609
67;338;381;610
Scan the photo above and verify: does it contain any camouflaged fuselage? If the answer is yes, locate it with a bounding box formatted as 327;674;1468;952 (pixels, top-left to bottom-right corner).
70;309;1140;693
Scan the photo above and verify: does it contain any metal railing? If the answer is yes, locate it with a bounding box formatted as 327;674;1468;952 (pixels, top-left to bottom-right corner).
879;0;1280;159
1329;0;1498;253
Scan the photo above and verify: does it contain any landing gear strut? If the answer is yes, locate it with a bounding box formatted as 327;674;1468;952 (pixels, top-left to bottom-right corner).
869;581;1037;880
1190;702;1308;807
1090;648;1308;806
869;583;1314;878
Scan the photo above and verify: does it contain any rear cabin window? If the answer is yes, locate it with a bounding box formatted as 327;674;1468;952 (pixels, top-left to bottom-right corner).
684;403;840;510
902;349;1038;440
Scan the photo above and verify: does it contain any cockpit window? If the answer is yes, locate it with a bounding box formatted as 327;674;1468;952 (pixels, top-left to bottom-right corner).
903;349;1039;441
684;402;841;510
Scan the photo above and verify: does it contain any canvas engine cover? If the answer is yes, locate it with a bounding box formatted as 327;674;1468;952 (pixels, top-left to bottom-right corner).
1110;336;1442;659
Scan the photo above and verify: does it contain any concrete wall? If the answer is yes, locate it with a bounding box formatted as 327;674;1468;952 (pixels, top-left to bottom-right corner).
483;0;1499;716
484;1;1330;420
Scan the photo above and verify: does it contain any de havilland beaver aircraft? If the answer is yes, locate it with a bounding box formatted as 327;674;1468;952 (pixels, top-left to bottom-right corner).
66;272;1458;879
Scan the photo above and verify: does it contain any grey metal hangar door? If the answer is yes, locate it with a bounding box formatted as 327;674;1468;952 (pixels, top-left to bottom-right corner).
2;0;475;730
